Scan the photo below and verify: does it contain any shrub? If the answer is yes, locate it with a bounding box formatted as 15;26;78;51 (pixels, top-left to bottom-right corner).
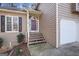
0;38;3;48
15;47;21;56
17;33;25;43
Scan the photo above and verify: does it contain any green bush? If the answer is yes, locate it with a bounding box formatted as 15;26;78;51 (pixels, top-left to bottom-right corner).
15;47;21;56
0;38;3;48
17;33;25;43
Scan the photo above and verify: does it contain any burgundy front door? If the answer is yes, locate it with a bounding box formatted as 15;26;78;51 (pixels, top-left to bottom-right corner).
31;20;37;31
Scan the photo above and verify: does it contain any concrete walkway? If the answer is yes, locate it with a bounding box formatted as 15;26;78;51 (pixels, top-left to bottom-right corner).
29;42;79;56
1;42;79;56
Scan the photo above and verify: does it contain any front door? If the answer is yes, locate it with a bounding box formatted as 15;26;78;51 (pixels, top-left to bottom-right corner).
30;19;39;32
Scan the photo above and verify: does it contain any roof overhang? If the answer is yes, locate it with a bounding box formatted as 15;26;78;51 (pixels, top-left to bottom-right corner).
0;8;26;14
27;9;42;16
0;8;42;16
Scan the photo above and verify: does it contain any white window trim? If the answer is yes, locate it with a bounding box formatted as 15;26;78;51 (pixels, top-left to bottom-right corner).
5;16;19;32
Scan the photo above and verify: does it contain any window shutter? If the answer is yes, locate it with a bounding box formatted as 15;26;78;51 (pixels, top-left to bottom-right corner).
19;17;22;32
1;15;5;32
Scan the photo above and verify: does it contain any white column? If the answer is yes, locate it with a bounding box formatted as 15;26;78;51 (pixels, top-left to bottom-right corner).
56;3;59;48
37;16;39;32
27;10;30;47
9;42;12;48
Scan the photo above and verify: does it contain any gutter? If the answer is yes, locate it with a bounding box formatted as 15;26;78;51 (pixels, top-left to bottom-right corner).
0;8;26;14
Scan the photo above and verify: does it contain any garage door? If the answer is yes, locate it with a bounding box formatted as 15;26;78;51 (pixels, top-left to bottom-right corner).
60;19;77;45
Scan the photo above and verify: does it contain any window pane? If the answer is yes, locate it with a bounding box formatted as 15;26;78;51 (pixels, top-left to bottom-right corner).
13;17;18;31
6;17;12;31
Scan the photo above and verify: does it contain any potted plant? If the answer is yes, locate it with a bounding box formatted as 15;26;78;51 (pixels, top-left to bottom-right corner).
17;33;25;43
0;38;3;48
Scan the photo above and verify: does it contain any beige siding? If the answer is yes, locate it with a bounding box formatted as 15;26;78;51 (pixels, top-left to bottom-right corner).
38;3;56;47
58;3;79;21
0;11;27;47
58;3;79;46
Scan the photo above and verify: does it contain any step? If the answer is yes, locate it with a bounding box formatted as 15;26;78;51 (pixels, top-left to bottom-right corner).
29;39;45;42
30;33;42;35
29;37;44;39
30;35;44;37
29;38;45;41
29;41;46;45
30;34;43;37
30;33;42;36
29;32;46;45
30;34;43;36
30;32;42;34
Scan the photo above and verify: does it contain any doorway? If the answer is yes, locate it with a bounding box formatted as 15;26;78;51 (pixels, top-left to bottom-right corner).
29;17;39;32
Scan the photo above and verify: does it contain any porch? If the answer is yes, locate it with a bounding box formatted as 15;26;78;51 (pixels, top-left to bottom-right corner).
25;9;46;45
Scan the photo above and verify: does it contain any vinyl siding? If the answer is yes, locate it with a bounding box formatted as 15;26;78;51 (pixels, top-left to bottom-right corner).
38;3;56;47
58;3;79;21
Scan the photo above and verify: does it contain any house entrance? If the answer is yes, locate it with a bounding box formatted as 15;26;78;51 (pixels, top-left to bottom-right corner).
29;16;39;32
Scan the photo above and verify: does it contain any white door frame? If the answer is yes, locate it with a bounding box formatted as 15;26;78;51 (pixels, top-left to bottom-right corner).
29;19;39;32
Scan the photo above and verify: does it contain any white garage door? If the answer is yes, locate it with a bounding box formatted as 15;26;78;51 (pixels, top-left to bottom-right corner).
60;19;77;45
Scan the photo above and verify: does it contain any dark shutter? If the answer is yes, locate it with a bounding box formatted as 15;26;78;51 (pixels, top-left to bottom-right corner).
19;17;22;32
1;15;5;32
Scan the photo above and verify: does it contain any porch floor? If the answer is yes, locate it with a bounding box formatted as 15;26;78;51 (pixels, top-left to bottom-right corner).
29;42;79;56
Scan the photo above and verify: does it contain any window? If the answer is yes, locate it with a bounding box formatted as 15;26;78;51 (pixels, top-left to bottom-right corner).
6;17;12;31
5;16;19;32
13;17;19;31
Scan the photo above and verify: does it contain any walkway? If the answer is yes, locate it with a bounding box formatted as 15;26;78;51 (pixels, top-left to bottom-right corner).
29;42;79;56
